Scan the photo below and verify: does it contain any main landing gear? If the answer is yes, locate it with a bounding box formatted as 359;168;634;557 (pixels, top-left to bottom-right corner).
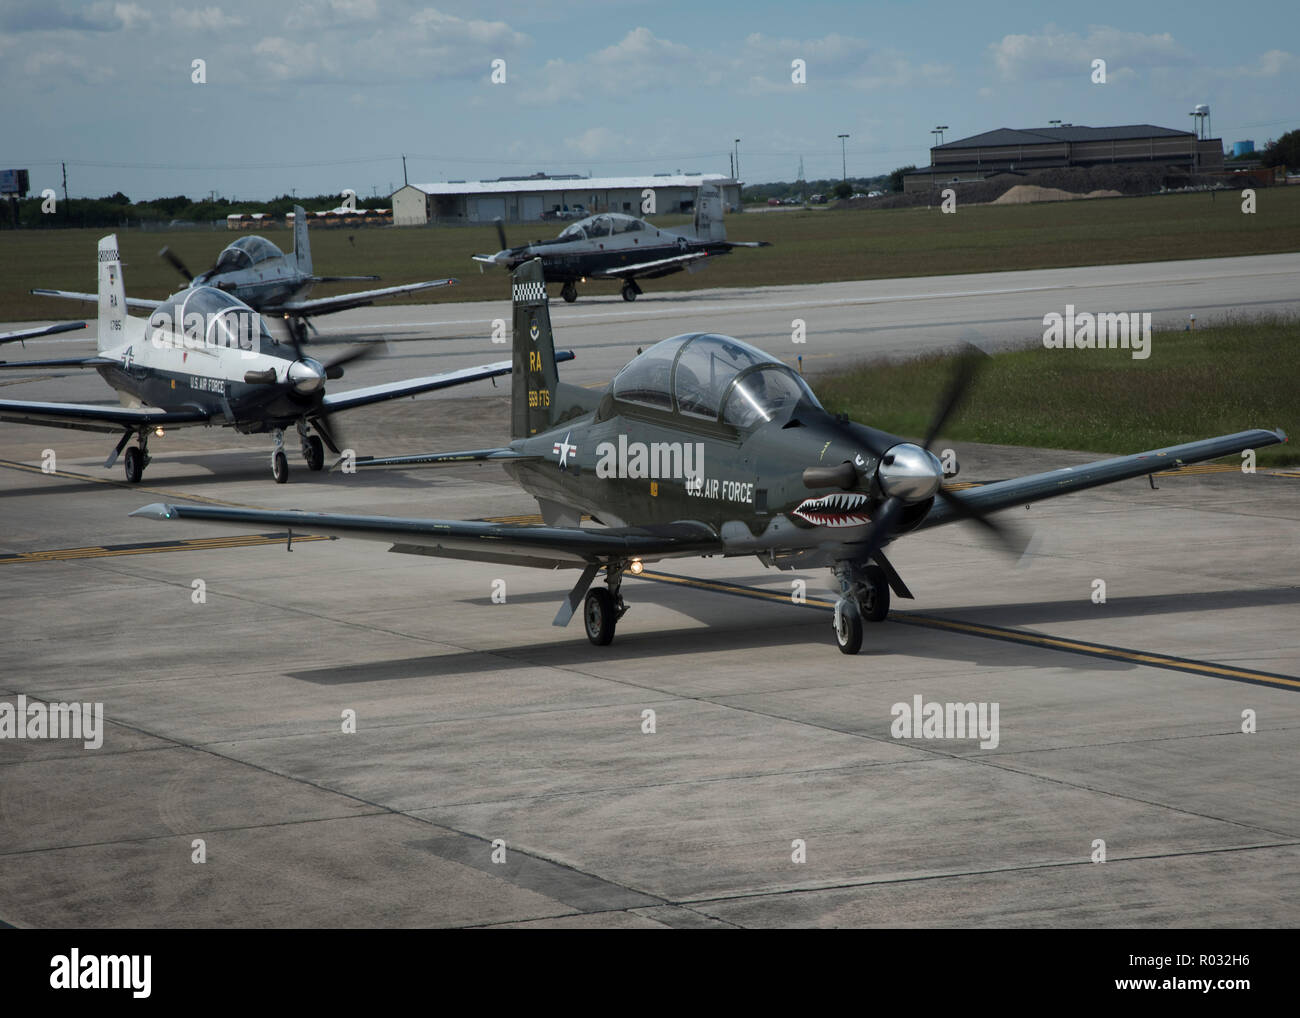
268;422;327;483
620;279;642;302
111;428;151;483
561;281;578;303
298;419;324;472
584;563;629;646
831;561;891;655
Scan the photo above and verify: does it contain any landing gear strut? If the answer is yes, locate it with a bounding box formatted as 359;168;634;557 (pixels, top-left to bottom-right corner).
298;420;324;472
620;279;642;302
561;281;578;303
831;560;891;654
584;563;629;646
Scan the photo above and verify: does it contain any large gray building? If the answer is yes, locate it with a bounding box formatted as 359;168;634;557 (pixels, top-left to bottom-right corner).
903;124;1224;192
391;173;740;226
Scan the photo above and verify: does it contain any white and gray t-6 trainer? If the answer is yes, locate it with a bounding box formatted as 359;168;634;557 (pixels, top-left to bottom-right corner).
472;184;769;303
132;258;1286;654
0;235;570;484
33;205;454;346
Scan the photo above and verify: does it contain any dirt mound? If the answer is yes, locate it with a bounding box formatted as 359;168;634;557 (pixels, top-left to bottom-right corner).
992;184;1123;204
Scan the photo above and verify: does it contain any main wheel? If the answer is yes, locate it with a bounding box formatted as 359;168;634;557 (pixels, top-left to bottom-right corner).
621;283;638;302
561;282;577;303
834;598;863;655
860;564;890;622
303;434;325;471
584;588;617;646
123;446;143;484
272;449;289;484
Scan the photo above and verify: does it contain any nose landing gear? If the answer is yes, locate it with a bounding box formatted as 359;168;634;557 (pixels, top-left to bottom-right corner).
831;561;891;654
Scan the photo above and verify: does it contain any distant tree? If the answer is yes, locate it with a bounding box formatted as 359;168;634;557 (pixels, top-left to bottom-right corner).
888;165;916;193
100;191;131;205
832;181;852;200
1259;130;1300;170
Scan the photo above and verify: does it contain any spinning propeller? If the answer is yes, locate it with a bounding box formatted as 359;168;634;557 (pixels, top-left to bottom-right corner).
803;346;1022;562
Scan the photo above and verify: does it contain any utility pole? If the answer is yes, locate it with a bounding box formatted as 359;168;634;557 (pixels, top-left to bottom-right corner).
734;139;741;181
402;154;408;187
837;134;849;181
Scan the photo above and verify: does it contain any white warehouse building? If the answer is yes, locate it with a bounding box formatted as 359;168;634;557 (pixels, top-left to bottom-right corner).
391;173;741;226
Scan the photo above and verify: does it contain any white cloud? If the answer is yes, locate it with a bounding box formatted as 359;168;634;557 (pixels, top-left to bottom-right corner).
988;25;1188;81
172;7;246;32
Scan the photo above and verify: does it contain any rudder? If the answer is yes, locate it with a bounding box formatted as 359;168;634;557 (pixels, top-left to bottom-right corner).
511;259;559;438
96;234;127;353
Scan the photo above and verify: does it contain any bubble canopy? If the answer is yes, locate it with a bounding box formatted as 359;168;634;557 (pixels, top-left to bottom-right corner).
213;234;284;272
149;286;277;349
611;333;821;427
559;213;647;241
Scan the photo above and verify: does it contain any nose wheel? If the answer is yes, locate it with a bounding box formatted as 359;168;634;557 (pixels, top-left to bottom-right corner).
561;281;578;303
831;560;891;653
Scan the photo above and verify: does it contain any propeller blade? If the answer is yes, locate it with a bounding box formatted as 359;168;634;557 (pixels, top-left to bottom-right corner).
802;461;858;490
244;368;277;385
923;346;986;452
321;343;383;380
494;218;508;252
936;487;1026;557
856;496;904;565
311;416;343;456
158;246;194;283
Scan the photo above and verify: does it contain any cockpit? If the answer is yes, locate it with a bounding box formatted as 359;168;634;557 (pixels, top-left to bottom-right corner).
149;286;277;350
212;234;284;273
559;213;648;241
610;333;821;429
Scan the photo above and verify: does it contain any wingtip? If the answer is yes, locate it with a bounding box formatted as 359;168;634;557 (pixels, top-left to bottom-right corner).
130;502;175;520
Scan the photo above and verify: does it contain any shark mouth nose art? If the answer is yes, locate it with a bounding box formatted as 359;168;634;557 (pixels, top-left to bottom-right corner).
793;492;872;527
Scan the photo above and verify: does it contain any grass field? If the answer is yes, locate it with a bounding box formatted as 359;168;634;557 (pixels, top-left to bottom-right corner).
813;314;1299;466
1;187;1297;321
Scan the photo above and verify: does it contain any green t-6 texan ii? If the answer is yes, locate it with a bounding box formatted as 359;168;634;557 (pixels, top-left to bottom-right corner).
133;259;1286;654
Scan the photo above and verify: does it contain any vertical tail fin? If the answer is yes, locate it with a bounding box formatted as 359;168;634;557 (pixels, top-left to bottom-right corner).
96;234;126;353
511;259;559;438
292;205;312;275
693;183;725;242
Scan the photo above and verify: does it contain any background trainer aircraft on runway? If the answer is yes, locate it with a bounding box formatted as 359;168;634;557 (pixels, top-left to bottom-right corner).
472;183;770;303
134;259;1286;653
1;236;570;484
33;205;454;345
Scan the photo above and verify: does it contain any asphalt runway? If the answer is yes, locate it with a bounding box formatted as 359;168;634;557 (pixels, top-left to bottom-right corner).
0;254;1297;927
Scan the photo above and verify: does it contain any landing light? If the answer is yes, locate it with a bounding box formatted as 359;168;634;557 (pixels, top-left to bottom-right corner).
629;558;644;575
154;427;165;437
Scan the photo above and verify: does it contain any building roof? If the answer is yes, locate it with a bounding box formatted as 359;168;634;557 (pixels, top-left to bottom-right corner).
936;125;1195;149
404;174;734;196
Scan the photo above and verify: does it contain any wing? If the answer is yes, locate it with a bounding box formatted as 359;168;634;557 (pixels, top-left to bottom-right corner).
0;356;116;370
276;278;456;317
0;399;211;435
130;502;722;570
916;428;1288;531
343;447;540;471
0;321;87;346
592;252;710;279
30;289;161;311
318;350;574;416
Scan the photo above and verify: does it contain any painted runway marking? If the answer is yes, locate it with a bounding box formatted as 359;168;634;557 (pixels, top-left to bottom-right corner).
637;570;1300;692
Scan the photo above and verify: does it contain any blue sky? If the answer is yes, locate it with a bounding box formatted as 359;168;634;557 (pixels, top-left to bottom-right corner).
3;0;1296;201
